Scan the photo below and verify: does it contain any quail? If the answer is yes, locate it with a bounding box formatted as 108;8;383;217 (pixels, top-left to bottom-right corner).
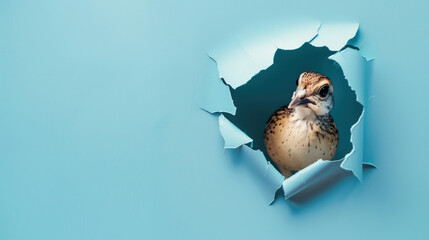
264;72;339;178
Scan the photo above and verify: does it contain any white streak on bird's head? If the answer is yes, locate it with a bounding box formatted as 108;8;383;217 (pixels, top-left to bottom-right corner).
288;72;334;116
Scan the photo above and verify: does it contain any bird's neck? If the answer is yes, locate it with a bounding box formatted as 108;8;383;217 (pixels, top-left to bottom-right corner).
292;106;317;122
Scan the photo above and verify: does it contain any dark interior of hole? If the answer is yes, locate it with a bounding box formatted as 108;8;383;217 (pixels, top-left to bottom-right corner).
223;43;363;167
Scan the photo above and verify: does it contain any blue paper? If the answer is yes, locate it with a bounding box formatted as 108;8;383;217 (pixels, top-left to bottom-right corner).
204;23;373;201
218;114;252;149
310;23;359;51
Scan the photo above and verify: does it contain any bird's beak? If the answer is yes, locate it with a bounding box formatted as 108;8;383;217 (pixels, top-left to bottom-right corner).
288;89;311;109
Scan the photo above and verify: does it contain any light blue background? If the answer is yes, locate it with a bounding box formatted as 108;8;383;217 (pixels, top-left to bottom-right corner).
0;0;428;239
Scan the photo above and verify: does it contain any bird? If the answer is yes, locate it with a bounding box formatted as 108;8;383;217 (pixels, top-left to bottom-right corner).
264;72;339;178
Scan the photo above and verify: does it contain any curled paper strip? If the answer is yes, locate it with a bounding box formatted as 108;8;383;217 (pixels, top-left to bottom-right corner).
218;114;252;149
201;22;374;201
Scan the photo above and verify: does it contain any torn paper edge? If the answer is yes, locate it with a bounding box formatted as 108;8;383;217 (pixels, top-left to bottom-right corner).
208;21;322;89
201;22;374;201
218;114;252;149
198;59;237;115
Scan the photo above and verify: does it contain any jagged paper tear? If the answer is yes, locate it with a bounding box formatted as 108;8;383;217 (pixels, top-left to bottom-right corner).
208;21;321;89
311;23;359;51
198;63;236;115
218;114;253;149
227;145;284;204
201;22;374;201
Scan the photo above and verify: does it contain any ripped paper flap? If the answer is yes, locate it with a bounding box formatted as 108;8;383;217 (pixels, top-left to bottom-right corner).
201;22;373;201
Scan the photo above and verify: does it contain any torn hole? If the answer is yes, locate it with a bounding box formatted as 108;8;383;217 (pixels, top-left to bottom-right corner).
201;23;374;202
223;43;363;172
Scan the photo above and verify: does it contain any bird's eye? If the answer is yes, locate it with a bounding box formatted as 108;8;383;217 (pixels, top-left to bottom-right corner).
318;84;330;98
296;78;299;86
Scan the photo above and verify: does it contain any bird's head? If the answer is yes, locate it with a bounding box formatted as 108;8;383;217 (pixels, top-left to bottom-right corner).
288;72;334;116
